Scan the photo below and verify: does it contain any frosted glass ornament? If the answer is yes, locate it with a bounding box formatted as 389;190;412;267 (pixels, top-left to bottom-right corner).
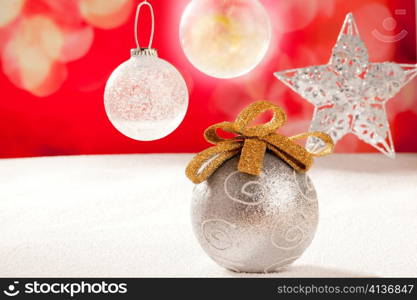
104;1;188;141
180;0;271;78
275;13;417;158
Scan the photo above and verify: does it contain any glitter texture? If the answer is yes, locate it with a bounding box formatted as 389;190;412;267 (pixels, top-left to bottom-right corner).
104;54;188;141
186;101;333;184
191;153;319;273
180;0;271;78
275;13;417;158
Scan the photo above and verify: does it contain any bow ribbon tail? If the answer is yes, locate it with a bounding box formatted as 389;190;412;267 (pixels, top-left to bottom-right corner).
238;139;267;176
264;134;314;173
185;142;242;184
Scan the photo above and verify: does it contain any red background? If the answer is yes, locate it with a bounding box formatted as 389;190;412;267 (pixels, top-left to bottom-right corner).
0;0;416;158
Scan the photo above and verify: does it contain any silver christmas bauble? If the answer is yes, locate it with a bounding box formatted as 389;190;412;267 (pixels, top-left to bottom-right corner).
191;153;319;273
104;51;188;141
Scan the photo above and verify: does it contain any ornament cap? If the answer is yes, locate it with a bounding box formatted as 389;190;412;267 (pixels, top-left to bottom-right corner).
130;48;158;57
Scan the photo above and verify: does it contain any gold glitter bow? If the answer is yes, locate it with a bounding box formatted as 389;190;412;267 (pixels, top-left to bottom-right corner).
186;101;334;184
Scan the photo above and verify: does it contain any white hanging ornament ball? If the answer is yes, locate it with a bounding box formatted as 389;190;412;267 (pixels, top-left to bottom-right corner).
104;1;188;141
180;0;271;78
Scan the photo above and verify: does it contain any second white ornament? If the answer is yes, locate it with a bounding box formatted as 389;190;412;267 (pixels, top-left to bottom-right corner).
180;0;271;78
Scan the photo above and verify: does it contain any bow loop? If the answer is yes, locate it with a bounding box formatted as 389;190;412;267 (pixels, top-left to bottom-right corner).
186;101;334;184
234;101;286;137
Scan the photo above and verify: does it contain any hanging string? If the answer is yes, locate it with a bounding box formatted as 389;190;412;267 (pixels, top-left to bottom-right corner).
134;0;155;49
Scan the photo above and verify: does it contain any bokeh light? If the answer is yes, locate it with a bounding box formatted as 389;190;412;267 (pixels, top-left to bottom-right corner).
0;0;415;157
2;15;64;94
0;0;25;27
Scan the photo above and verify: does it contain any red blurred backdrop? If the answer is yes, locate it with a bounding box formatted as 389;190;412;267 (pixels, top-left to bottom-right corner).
0;0;416;158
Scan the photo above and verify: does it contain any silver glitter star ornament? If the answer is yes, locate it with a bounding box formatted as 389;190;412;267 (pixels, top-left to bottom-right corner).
275;13;417;158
